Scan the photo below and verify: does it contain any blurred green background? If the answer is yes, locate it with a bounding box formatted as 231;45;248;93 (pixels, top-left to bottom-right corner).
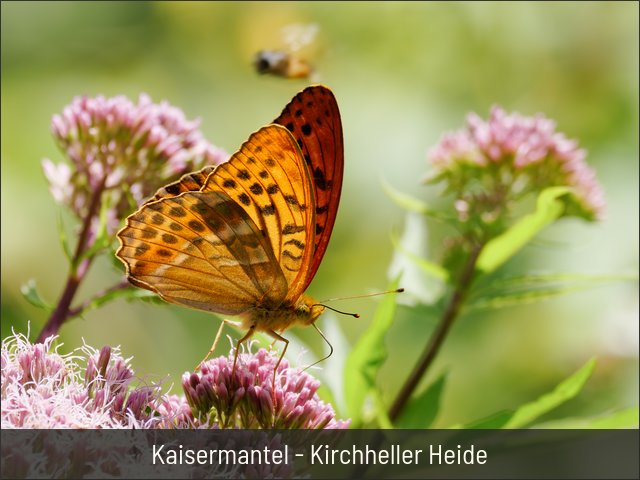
2;1;638;426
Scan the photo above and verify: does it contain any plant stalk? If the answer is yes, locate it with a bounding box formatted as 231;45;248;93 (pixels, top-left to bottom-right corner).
36;177;107;343
388;243;483;422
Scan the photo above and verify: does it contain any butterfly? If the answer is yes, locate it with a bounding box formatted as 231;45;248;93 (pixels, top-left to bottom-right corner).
116;85;343;381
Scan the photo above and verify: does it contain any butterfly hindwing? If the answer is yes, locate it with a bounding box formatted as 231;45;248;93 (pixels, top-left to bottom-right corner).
117;188;288;315
148;166;217;204
274;85;344;292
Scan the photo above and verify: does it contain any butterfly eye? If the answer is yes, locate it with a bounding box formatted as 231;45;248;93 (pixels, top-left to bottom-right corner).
310;304;326;322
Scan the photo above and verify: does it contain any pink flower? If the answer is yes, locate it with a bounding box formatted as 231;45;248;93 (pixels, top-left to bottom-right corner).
2;332;348;430
183;348;350;429
1;331;168;428
427;105;605;221
42;94;228;235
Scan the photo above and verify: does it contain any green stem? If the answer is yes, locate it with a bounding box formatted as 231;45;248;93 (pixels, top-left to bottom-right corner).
388;243;483;422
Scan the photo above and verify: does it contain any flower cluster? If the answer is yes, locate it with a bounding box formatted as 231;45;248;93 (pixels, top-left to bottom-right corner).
183;348;350;429
1;332;348;431
1;331;174;428
427;105;605;223
42;94;227;236
3;332;352;477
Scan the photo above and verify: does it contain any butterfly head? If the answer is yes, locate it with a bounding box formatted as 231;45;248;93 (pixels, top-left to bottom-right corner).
295;295;325;326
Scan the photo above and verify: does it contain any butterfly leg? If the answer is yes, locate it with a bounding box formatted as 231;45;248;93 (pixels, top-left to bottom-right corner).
266;329;289;407
231;325;256;380
196;318;242;371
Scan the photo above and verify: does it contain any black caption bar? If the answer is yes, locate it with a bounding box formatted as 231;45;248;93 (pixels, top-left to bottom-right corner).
1;429;638;479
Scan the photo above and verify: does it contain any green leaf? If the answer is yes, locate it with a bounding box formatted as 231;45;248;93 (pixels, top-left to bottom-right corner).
380;177;451;220
468;285;595;310
374;390;394;429
477;186;571;274
468;272;637;310
475;272;637;292
344;276;401;426
450;410;514;429
396;372;447;428
532;407;639;429
20;279;52;311
504;358;597;428
73;286;158;318
451;358;597;429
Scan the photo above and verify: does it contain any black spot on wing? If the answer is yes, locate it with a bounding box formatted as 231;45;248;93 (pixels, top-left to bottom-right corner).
282;250;302;261
313;167;328;191
238;193;251;206
165;183;182;195
284;239;304;250
169;206;186;217
162;233;178;244
261;204;275;216
189;220;205;232
283;224;305;235
141;227;157;239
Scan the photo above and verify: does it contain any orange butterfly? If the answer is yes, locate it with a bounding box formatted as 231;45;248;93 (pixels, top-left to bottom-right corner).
116;85;343;379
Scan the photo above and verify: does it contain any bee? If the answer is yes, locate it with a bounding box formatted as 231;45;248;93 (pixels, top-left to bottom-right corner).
253;23;319;80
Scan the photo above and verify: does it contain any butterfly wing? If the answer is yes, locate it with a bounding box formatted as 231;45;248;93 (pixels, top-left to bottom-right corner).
116;128;311;314
274;85;343;293
116;124;315;313
120;86;341;307
200;124;316;303
148;166;216;204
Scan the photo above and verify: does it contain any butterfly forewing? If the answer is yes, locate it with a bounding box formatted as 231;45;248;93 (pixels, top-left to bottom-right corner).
200;124;316;302
274;85;344;291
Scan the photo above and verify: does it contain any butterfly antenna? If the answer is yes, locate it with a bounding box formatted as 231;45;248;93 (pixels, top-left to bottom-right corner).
303;323;334;372
319;288;405;303
304;289;404;370
313;304;360;318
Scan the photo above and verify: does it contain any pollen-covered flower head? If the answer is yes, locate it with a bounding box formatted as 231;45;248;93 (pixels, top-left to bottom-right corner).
427;105;605;223
42;94;227;234
183;347;350;429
